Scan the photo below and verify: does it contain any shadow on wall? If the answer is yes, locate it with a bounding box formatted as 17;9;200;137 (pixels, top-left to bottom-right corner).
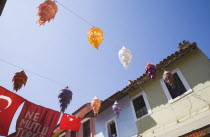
136;115;157;134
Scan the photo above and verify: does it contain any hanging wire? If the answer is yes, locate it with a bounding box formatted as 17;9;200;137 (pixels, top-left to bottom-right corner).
53;0;129;51
55;0;94;27
0;58;67;87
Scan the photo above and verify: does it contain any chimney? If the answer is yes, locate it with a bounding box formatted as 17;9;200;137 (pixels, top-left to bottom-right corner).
128;80;133;84
178;40;191;50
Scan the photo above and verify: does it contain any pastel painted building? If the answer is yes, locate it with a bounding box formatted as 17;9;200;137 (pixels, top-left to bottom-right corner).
94;96;138;137
85;41;210;137
124;41;210;137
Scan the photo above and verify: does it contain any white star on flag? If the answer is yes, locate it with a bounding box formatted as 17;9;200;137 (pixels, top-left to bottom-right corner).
67;115;74;121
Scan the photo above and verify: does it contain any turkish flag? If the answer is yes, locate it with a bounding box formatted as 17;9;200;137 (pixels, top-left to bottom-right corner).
60;114;81;132
0;86;25;136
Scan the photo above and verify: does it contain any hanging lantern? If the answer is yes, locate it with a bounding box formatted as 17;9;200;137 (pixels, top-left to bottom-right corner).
112;101;121;117
12;70;28;92
37;0;58;25
118;46;132;69
88;27;104;49
163;70;175;87
91;96;101;116
145;62;156;79
58;86;73;113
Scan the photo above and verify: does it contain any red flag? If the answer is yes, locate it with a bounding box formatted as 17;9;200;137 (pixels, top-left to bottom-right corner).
60;114;81;132
0;86;25;136
12;101;60;137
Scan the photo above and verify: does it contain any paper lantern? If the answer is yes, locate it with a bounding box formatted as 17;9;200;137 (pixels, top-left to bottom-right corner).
91;96;101;116
37;0;58;25
12;70;28;92
88;27;104;49
145;62;156;79
112;101;121;117
163;70;175;87
118;46;132;69
58;86;73;113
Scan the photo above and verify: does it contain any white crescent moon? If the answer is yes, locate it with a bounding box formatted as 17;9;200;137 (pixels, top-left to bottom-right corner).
0;95;12;112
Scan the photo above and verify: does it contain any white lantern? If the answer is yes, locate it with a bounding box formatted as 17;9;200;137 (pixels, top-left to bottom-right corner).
118;46;132;69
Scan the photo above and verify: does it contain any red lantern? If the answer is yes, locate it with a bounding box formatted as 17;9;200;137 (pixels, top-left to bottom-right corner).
163;70;175;87
12;70;28;92
145;62;156;79
37;0;58;25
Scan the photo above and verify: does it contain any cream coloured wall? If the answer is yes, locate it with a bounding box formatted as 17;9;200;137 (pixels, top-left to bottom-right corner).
129;48;210;136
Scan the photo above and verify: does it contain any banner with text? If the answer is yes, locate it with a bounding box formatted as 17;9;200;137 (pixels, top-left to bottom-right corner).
13;101;60;137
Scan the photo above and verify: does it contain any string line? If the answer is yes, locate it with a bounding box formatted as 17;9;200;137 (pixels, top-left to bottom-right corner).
55;0;94;27
54;1;127;50
0;58;67;87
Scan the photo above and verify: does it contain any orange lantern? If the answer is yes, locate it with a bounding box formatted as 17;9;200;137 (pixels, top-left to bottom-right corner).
12;70;28;92
88;27;104;49
91;96;101;115
37;0;58;25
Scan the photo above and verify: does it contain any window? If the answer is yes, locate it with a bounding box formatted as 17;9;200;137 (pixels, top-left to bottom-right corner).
83;119;90;137
130;91;152;120
106;118;118;137
165;73;187;99
160;68;192;102
59;132;66;137
70;131;76;137
133;95;148;118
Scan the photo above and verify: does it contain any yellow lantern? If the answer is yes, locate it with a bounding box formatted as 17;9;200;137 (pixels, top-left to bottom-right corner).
88;27;104;49
91;96;101;115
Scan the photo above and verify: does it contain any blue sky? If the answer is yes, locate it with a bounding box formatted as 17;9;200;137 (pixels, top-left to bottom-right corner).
0;0;210;134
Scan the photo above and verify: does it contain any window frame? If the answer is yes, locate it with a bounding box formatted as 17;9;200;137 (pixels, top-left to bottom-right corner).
160;68;192;103
70;130;77;137
82;118;91;137
59;132;66;137
105;117;119;137
130;91;152;121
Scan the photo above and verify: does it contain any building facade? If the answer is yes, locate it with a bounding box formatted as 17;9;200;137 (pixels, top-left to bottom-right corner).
127;42;210;137
85;41;210;137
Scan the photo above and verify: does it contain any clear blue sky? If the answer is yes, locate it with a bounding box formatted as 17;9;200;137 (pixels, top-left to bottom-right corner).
0;0;210;134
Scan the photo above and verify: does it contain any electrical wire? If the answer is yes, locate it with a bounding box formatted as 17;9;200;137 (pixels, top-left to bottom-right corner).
55;0;94;27
54;0;128;51
0;58;67;87
0;57;125;101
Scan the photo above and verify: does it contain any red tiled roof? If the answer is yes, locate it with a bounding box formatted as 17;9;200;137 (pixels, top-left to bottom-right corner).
72;103;90;115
